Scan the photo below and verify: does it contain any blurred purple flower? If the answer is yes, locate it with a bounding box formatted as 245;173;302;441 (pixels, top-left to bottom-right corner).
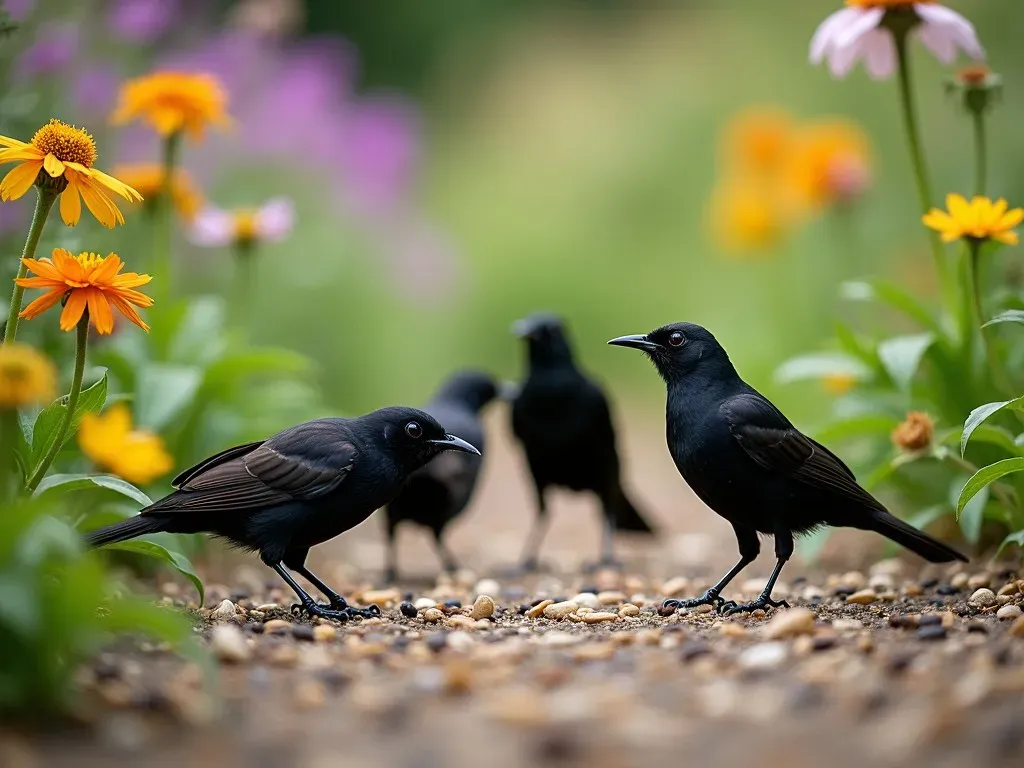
340;98;419;216
4;0;34;21
72;64;121;117
0;197;29;235
16;23;78;79
109;0;178;43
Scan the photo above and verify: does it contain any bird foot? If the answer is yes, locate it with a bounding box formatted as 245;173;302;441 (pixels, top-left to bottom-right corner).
581;556;625;574
661;589;722;613
291;601;382;623
719;595;789;616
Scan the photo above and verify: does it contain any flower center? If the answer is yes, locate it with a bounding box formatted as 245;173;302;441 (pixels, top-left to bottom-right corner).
845;0;930;7
75;252;108;271
233;210;259;242
958;65;991;85
30;119;98;168
0;359;31;382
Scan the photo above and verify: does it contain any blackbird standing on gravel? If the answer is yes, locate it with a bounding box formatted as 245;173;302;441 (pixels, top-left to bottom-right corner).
511;313;654;570
381;371;498;582
85;407;480;622
608;322;967;615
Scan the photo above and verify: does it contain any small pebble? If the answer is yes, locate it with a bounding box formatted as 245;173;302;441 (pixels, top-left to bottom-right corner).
997;604;1022;621
426;633;448;653
918;625;947;641
571;592;600;610
967;574;991;590
658;602;678;617
211;599;237;621
312;625;336;643
951;572;969;589
763;607;815;639
264;619;292;634
255;603;280;612
294;680;327;710
680;641;710;662
661;576;690;597
739;642;788;671
474;578;501;596
400;602;418;619
597;591;627;606
362;589;401;606
447;615;476;630
719;622;747;638
888;613;919;629
832;619;863;632
966;621;988;634
918;614;942;627
846;589;878;605
543;601;580;620
527;600;554;619
470;595;496;620
1009;616;1024;637
618;603;640;617
997;582;1021;597
292;625;315;642
582;611;618;624
422;608;445;623
210;625;250;663
968;588;997;608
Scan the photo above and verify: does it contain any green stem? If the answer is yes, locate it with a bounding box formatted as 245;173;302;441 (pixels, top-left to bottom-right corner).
230;240;256;332
4;187;57;344
966;239;1013;395
153;131;182;307
894;29;950;299
0;409;18;502
25;313;89;492
971;109;987;197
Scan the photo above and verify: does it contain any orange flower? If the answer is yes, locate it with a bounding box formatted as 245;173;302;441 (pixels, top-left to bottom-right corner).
788;119;872;209
112;163;203;222
112;71;230;140
16;249;153;334
720;107;795;178
0;119;142;228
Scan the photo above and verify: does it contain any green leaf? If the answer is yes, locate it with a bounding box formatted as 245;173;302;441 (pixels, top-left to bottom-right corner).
941;423;1020;457
996;529;1024;556
773;352;871;386
841;279;938;331
877;333;934;391
30;371;108;468
168;296;227;365
33;473;153;506
961;396;1024;456
955;458;1024;517
982;309;1024;329
202;348;311;396
814;414;899;444
105;540;204;604
135;363;202;431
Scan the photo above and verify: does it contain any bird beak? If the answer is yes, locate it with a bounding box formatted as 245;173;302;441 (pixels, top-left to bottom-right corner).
511;318;535;339
498;380;520;401
430;434;482;456
607;334;660;352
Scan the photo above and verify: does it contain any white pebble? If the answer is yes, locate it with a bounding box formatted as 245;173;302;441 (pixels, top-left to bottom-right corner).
968;588;997;608
571;592;601;610
738;642;788;671
211;599;237;621
996;604;1022;621
414;597;437;611
210;625;250;663
763;607;815;639
543;601;580;620
474;578;501;596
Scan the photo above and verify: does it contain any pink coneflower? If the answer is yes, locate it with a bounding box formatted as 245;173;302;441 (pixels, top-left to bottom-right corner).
810;1;983;80
190;197;294;248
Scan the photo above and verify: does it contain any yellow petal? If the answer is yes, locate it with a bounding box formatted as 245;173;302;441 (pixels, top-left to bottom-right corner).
42;153;65;178
0;135;30;149
77;178;123;228
998;207;1024;230
59;289;88;331
0;160;42;201
940;231;961;243
59;178;82;226
922;209;954;231
86;290;115;334
108;293;150;332
995;231;1019;246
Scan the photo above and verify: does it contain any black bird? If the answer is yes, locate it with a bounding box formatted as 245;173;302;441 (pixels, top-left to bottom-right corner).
381;371;498;582
608;322;967;615
511;313;654;570
84;407;480;622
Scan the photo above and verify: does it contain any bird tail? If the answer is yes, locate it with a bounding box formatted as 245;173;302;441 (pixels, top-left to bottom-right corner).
612;488;655;534
863;510;967;563
84;514;166;548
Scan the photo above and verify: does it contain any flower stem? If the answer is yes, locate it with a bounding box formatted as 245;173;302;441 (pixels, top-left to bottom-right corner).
893;29;949;295
230;240;256;332
4;187;57;344
971;109;987;197
154;131;182;307
966;239;1013;395
0;409;18;502
26;313;89;492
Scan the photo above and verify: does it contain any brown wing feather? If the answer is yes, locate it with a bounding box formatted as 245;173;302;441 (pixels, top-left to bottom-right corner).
722;393;883;510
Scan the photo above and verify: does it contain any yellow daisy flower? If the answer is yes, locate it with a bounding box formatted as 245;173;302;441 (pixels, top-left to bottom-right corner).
0;343;56;409
720;107;795;178
922;194;1023;246
79;404;174;486
16;248;154;334
0;119;142;228
708;178;789;255
112;71;230;140
822;371;857;396
112;163;203;222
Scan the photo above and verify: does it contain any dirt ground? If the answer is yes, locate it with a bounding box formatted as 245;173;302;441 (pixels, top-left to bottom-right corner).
4;405;1024;768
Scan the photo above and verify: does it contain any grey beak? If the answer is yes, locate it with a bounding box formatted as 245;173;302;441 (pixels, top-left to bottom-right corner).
430;434;481;456
511;319;533;339
498;380;520;401
607;334;660;352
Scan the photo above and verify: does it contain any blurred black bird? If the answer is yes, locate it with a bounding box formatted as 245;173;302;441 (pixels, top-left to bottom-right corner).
85;407;480;622
381;371;498;582
511;313;654;571
609;322;967;615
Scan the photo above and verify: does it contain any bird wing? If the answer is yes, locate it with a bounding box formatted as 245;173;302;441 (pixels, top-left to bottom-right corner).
721;392;882;509
149;421;357;515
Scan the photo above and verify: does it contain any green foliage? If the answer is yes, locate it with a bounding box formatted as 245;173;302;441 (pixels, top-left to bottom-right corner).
0;498;193;720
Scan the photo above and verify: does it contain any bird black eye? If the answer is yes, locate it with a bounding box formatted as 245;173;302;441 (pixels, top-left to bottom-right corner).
668;331;685;347
405;421;423;439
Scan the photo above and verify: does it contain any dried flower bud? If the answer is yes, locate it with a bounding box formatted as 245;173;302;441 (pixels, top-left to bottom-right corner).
892;411;935;452
946;65;1002;116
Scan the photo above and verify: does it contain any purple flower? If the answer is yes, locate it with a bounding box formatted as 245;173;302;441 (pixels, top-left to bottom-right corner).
72;64;121;117
4;0;35;22
340;98;420;216
15;23;78;79
109;0;178;43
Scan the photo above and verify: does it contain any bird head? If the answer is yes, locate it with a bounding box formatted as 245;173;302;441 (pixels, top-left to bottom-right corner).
372;406;481;470
607;322;733;382
512;312;575;367
434;370;500;413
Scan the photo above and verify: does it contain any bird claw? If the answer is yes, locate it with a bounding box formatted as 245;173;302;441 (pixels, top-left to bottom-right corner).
661;590;722;613
290;601;381;622
721;596;790;616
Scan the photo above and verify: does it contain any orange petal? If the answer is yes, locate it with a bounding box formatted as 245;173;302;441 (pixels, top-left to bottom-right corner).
89;253;122;284
14;276;67;289
19;288;66;319
59;177;82;226
0;160;42;201
111;272;153;290
59;289;88;331
53;247;87;284
108;293;150;332
86;289;114;334
19;257;64;281
42;153;65;178
78;178;124;229
113;287;154;307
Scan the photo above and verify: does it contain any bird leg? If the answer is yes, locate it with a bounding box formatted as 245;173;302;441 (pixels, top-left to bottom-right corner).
517;489;551;572
384;520;399;585
583;513;624;572
663;552;754;612
432;531;460;575
273;563;381;622
720;556;791;616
